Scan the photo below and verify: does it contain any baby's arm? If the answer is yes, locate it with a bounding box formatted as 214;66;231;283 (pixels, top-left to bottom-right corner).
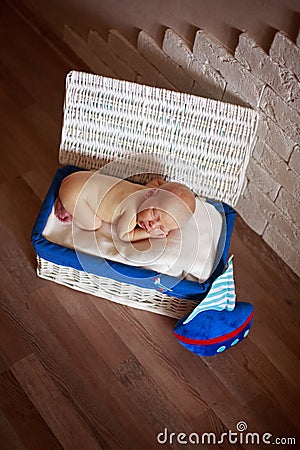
117;216;167;241
120;227;151;242
117;211;150;242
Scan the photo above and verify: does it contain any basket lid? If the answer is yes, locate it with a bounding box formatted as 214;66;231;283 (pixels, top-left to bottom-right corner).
59;71;259;206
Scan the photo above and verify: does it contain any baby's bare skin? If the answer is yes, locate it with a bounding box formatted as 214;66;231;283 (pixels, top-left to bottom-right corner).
55;171;195;242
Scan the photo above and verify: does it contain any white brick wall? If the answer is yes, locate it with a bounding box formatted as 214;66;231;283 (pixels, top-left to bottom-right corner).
235;33;300;111
238;182;300;250
263;224;299;275
275;188;300;225
238;183;265;233
107;30;159;86
63;23;300;277
289;145;300;175
162;29;226;99
88;30;136;81
269;31;300;80
264;118;295;162
137;31;195;93
193;30;265;107
257;144;300;200
259;86;300;145
246;158;280;201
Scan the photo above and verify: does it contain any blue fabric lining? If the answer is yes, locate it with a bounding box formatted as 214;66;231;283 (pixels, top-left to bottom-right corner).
31;166;236;301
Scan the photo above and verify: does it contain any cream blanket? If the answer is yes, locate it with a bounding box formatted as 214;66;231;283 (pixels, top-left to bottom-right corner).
43;198;223;282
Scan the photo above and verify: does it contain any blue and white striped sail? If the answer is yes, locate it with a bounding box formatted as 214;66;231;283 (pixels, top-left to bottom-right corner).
183;255;236;324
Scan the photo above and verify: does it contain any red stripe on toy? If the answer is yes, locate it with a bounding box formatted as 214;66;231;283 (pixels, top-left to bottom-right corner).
174;311;254;345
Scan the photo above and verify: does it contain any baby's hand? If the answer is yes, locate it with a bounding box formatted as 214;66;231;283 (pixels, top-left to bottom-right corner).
149;229;167;239
146;178;166;188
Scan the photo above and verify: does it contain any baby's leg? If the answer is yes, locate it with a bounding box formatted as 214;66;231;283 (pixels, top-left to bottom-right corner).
72;196;102;231
55;197;72;223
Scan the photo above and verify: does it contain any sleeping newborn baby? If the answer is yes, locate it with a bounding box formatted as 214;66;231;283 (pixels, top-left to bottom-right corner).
55;171;196;242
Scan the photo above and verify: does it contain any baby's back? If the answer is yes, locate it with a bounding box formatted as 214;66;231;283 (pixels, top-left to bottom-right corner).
59;171;144;222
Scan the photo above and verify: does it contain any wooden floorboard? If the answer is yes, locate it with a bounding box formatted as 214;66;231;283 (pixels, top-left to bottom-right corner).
1;1;300;448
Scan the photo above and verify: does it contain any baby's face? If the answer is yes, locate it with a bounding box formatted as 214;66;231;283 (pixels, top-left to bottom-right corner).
137;188;193;237
137;207;178;236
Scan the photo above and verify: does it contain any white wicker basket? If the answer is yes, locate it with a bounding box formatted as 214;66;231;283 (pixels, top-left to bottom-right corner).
35;71;259;318
36;256;198;318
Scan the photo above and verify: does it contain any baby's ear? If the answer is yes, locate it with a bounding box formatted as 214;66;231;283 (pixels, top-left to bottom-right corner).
145;188;159;199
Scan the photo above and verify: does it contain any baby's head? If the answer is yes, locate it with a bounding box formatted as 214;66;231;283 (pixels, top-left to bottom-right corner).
137;182;196;237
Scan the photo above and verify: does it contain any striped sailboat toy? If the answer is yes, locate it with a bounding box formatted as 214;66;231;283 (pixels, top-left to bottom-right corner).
174;255;254;356
183;255;236;324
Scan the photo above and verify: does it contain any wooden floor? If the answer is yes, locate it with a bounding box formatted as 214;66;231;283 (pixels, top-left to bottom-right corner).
1;2;300;449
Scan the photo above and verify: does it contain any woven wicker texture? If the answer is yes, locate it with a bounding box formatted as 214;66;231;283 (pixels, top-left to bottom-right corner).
36;256;198;319
59;71;259;206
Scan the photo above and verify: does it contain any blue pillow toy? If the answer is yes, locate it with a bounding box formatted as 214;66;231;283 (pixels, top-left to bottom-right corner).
173;256;254;357
174;302;254;357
